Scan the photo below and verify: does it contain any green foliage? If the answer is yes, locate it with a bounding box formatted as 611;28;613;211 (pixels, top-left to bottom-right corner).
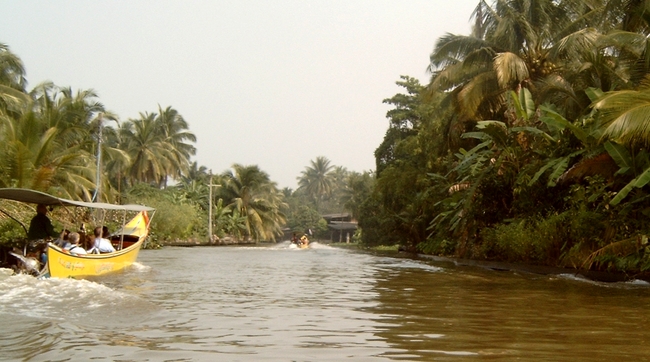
124;186;203;243
357;190;399;246
142;197;202;243
0;220;27;248
217;164;287;242
286;205;324;233
351;228;362;243
480;220;553;263
373;1;650;274
296;156;334;211
216;207;247;240
478;209;605;265
9;0;650;277
417;237;455;256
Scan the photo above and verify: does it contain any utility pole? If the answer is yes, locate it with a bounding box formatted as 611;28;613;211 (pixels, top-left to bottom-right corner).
207;171;221;242
208;171;213;242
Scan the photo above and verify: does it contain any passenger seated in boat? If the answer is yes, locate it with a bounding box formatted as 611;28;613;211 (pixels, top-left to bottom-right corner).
89;226;116;253
27;204;59;241
66;232;87;255
300;235;309;246
55;229;71;249
102;226;110;237
77;223;92;250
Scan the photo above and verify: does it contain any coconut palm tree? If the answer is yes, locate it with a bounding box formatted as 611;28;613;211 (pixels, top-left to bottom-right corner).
0;43;29;119
0;43;26;90
184;161;209;183
28;83;129;201
427;0;608;126
219;164;287;242
341;171;374;220
155;105;196;186
30;83;97;142
0;109;95;199
119;112;174;186
297;156;334;210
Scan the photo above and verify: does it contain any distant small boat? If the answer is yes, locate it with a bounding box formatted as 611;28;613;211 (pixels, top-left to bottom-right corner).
289;235;309;249
0;188;155;279
290;242;309;249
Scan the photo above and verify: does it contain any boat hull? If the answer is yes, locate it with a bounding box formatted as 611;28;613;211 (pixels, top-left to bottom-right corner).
46;211;149;278
47;238;143;278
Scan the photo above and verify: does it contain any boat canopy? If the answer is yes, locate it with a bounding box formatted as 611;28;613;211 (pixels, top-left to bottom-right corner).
0;188;154;212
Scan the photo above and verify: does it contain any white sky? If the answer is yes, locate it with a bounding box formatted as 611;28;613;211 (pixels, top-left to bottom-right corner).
0;0;476;189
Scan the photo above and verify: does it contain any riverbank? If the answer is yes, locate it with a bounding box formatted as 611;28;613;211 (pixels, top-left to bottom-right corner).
330;242;650;283
415;254;650;283
160;236;257;247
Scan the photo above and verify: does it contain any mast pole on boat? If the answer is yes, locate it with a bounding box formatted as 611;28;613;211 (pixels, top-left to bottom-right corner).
92;113;103;203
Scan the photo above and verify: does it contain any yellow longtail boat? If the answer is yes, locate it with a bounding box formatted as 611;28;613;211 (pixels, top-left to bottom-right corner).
46;210;150;278
0;188;155;279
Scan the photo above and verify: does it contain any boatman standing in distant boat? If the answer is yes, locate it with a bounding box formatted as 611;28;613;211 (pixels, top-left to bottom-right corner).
27;204;59;241
300;234;309;246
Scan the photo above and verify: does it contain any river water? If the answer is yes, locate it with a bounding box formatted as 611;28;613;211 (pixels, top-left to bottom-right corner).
1;242;650;361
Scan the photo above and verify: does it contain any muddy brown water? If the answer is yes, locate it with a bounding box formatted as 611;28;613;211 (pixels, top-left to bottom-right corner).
1;243;649;361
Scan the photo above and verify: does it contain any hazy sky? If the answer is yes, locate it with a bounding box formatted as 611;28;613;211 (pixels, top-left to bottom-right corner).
1;0;476;189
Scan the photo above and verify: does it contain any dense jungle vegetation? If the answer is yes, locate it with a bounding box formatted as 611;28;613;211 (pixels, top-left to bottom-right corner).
362;0;650;274
4;0;650;274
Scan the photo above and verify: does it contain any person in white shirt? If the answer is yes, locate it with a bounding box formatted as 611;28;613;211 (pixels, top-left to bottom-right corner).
65;232;87;255
90;226;116;253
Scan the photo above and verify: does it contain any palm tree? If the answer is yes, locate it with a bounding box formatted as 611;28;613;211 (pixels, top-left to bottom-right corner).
0;43;26;91
184;161;210;183
155;105;196;186
102;124;131;200
427;0;608;126
0;43;29;119
219;164;286;242
341;171;374;220
0;81;116;200
0;109;95;199
119;112;173;186
297;156;334;210
592;82;650;147
28;83;128;201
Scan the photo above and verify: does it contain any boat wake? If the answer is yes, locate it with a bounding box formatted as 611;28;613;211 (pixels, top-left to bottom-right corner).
277;240;332;250
0;272;157;325
129;261;151;273
373;257;445;273
556;273;650;288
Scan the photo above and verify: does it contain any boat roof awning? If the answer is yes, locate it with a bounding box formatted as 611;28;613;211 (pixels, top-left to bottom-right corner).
322;213;353;222
327;222;358;230
0;188;155;212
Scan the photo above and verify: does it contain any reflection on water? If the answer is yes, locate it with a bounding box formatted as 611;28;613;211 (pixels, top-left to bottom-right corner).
1;242;650;361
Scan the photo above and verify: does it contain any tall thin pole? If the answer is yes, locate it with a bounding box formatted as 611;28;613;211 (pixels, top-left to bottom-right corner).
92;113;103;203
208;171;213;241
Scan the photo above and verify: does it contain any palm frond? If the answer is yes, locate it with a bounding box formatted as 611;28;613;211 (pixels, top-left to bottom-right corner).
581;236;642;270
429;34;491;70
494;52;529;88
592;89;650;146
557;152;618;185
